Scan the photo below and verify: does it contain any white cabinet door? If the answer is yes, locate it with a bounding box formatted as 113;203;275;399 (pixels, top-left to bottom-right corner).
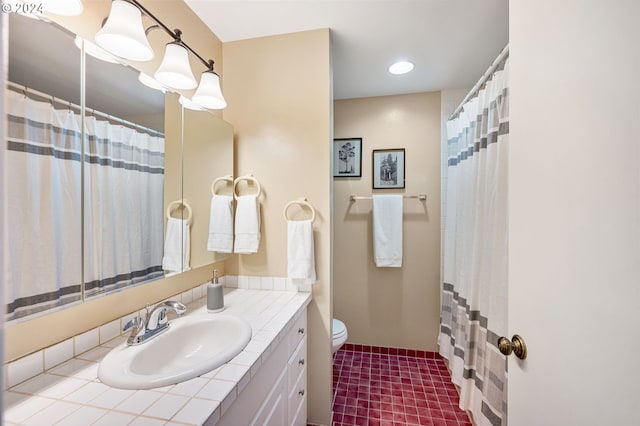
251;369;288;426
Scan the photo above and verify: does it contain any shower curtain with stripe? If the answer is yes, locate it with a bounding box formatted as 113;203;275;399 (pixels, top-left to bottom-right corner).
439;57;509;426
6;90;164;321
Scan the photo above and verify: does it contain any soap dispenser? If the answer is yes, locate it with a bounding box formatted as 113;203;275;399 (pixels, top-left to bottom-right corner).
207;269;224;313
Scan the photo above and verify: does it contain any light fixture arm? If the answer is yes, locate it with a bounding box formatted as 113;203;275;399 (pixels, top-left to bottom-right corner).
127;0;212;69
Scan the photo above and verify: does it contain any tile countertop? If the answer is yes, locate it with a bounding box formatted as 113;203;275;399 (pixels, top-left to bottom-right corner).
4;288;312;426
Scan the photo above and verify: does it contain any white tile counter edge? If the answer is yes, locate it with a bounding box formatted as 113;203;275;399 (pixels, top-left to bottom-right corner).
4;287;312;426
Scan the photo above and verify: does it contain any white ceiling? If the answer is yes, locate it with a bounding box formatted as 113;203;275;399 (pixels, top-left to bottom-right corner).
185;0;509;100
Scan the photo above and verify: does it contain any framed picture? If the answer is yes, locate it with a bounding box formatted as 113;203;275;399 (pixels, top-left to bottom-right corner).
372;148;405;189
333;138;362;177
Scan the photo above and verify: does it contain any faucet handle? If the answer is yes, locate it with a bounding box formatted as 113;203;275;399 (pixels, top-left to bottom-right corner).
123;316;143;332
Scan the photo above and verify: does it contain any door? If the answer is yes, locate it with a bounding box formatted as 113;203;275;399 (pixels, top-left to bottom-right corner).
508;1;640;425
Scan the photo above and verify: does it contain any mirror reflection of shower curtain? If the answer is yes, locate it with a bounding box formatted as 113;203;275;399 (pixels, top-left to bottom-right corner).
83;115;165;298
6;90;83;321
5;90;165;321
438;56;509;425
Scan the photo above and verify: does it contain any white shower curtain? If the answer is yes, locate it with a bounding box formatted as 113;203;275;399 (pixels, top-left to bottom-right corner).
83;115;165;298
6;89;165;320
6;90;83;320
439;56;509;425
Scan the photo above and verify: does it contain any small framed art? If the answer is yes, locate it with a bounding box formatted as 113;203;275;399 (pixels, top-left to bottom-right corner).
372;148;405;189
333;138;362;177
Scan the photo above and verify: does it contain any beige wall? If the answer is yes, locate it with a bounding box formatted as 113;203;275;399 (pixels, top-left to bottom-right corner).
334;92;441;351
5;0;225;361
222;29;333;426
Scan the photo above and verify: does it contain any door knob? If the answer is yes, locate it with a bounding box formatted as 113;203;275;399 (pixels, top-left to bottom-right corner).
498;334;527;359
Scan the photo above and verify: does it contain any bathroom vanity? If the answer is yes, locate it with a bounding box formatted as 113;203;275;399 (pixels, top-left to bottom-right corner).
4;287;311;425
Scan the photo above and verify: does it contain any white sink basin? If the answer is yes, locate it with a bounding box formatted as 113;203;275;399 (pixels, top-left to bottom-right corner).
98;314;252;389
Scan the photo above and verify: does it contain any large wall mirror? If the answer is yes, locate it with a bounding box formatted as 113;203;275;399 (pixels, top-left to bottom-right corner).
6;12;233;321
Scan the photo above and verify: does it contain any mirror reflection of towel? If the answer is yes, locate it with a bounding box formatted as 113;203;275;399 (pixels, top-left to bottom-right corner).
162;218;190;272
234;195;260;254
373;194;403;267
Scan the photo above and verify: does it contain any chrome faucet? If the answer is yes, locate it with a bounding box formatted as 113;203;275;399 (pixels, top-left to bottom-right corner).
123;300;187;345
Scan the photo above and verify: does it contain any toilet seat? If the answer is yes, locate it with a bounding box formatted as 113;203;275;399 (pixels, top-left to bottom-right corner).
332;319;348;354
333;319;346;338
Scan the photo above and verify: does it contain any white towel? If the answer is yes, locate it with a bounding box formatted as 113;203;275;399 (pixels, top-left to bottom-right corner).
207;195;234;253
288;220;316;284
233;194;261;253
373;194;403;267
162;218;190;272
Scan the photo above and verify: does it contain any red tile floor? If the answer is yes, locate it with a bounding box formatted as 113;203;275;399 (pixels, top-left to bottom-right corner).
332;344;473;426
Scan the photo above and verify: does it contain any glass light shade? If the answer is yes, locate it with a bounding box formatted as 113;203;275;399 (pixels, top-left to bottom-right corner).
42;0;83;16
192;71;227;109
179;95;205;111
154;42;197;90
75;36;120;64
138;73;167;93
94;0;154;61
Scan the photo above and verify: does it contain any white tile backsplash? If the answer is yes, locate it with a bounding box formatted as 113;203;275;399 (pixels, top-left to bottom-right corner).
181;289;193;304
225;275;238;288
273;277;286;291
73;328;99;356
7;351;43;388
260;276;274;290
44;339;74;371
99;319;121;344
248;276;261;290
237;275;249;289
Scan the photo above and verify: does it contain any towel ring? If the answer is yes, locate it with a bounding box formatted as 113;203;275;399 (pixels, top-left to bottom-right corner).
233;174;262;199
283;198;316;223
211;175;234;196
166;200;193;225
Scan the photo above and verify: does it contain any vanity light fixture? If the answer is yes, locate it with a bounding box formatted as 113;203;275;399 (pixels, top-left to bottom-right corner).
154;33;197;90
94;0;227;107
192;60;227;110
179;95;205;111
388;60;415;75
75;36;120;64
95;0;154;61
138;72;167;93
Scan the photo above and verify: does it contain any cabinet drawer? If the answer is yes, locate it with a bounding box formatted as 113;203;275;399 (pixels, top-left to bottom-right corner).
287;336;307;391
288;312;307;354
288;363;307;423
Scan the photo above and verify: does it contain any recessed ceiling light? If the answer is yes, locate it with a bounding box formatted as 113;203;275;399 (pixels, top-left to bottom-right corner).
388;61;414;75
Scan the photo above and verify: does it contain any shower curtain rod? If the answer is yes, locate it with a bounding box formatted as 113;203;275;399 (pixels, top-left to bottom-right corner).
448;44;509;121
7;82;165;138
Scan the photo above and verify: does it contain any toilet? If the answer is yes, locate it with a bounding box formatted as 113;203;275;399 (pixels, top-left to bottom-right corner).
332;318;348;353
